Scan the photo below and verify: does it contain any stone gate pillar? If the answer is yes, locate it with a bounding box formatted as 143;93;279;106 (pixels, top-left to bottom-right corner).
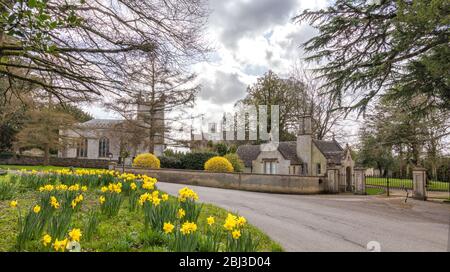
326;167;340;193
412;167;427;200
354;167;366;195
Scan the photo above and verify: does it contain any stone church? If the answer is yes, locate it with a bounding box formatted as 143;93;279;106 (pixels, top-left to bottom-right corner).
237;116;354;180
58;101;165;165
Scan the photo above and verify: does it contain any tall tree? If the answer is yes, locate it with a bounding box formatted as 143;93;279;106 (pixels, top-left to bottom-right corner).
295;0;449;114
1;0;208;103
14;107;76;165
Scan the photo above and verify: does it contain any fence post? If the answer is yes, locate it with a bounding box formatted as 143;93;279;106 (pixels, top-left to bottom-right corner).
412;167;427;201
353;168;366;195
386;175;390;197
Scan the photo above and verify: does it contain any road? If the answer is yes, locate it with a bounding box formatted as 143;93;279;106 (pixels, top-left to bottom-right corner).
157;182;450;252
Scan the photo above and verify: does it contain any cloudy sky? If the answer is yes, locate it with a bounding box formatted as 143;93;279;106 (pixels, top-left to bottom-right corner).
85;0;361;144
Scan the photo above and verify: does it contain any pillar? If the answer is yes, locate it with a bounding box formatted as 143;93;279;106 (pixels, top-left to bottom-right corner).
354;168;366;195
412;167;427;200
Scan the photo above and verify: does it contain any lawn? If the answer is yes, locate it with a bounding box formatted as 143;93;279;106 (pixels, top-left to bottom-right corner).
366;187;385;195
0;170;282;252
366;177;449;192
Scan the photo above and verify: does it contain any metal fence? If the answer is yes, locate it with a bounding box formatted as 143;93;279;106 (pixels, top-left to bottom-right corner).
366;172;450;199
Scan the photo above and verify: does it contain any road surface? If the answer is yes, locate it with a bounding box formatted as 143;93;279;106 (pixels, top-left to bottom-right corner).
158;182;450;252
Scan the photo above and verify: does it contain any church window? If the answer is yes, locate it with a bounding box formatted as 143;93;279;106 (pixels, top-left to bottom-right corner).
98;137;110;158
76;138;88;158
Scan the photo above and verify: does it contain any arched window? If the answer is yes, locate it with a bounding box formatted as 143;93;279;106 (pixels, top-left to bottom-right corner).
76;138;88;158
98;137;110;158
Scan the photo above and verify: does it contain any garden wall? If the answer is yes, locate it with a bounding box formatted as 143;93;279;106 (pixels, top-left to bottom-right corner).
0;156;114;169
117;167;328;194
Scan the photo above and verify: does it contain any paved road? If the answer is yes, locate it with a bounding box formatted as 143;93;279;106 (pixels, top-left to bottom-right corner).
158;182;450;252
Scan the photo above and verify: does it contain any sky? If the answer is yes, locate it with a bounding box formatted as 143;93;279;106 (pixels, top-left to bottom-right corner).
83;0;362;145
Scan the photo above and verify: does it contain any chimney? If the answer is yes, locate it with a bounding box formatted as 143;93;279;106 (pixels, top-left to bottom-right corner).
297;116;312;175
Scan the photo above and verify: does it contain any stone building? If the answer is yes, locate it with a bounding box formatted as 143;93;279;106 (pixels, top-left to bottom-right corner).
59;101;165;165
236;116;354;180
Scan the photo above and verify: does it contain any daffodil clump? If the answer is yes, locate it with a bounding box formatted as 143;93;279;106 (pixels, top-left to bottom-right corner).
223;213;258;252
41;228;83;252
166;221;199;252
99;182;124;217
178;187;202;222
140;190;177;231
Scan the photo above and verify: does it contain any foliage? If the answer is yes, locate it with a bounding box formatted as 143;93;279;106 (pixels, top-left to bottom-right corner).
204;157;234;173
215;143;229;156
180;152;218;170
159;156;183;169
224;153;245;173
295;0;450;113
132;153;161;169
0;177;15;200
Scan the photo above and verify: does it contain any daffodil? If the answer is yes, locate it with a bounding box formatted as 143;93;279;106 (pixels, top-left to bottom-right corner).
42;234;52;246
101;186;108;193
161;194;169;201
130;183;137;190
33;205;41;214
232;229;241;240
237;216;247;227
177;208;186;219
207;216;215;226
163;222;175;234
99;196;106;204
68;228;82;242
9;200;18;208
81;186;88;192
180;221;197;235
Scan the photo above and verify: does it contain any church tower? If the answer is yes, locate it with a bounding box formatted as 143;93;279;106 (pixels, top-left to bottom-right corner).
296;115;312;175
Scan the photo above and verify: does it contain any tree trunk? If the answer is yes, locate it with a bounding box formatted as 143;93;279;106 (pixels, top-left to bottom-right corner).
43;144;50;166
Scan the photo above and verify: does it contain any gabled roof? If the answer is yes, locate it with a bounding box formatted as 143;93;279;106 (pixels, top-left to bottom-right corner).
312;139;344;164
77;119;124;129
236;142;303;168
236;145;261;167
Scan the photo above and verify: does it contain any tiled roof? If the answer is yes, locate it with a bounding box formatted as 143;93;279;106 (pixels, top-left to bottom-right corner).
236;145;261;167
313;139;344;164
77;119;124;129
277;141;302;165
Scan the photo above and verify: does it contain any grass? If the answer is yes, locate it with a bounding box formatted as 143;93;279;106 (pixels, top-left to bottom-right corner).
0;172;282;252
366;187;385;195
366;177;449;192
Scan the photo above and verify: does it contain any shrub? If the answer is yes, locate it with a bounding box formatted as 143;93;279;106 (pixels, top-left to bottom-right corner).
214;143;228;156
132;153;160;169
159;156;183;169
224;153;245;172
180;152;217;170
204;156;234;173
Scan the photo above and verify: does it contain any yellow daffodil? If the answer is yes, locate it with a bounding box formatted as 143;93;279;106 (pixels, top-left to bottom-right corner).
101;186;108;193
130;183;137;190
232;229;241;239
207;216;215;226
161;194;169;201
71;200;77;209
33;205;41;214
53;238;68;252
68;228;82;242
177;208;186;219
223;213;237;231
9;200;18;208
237;216;247;227
152;197;161;206
81;186;88;192
163;222;175;234
180;221;197;235
42;234;52;246
99;196;106;204
178;187;199;202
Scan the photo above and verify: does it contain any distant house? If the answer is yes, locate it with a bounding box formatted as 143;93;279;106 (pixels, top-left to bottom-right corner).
236;116;354;178
59;102;165;165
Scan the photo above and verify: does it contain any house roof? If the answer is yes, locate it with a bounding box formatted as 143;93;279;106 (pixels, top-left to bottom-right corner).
236;145;261;167
77;119;124;129
237;138;345;167
312;139;344;164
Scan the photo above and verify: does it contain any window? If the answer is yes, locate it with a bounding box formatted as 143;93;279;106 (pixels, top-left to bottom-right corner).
316;163;321;175
98;137;110;158
264;160;277;174
76;138;88;158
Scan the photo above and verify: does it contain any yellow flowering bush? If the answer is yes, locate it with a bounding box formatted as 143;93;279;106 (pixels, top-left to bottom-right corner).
204;156;234;173
132;153;161;169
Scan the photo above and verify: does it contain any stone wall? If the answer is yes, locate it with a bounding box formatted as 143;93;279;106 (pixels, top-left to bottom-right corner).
0;156;114;169
118;167;328;194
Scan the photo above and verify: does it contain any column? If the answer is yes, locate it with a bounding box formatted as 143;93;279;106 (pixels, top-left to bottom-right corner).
353;168;366;195
412;167;427;200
